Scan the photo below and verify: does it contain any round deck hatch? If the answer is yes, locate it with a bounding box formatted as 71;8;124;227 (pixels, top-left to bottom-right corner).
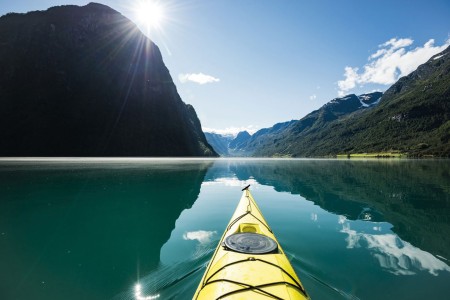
224;233;278;254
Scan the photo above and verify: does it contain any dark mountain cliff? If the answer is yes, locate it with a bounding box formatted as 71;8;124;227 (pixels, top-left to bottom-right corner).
0;3;216;156
253;46;450;157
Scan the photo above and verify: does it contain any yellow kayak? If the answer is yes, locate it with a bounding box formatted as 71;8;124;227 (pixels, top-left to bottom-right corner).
193;186;310;299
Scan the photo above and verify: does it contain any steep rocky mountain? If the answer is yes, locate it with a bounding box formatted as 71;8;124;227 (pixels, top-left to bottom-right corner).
204;131;252;157
253;46;450;157
204;132;233;156
0;3;216;157
205;121;296;156
234;120;297;156
228;131;251;149
278;92;382;147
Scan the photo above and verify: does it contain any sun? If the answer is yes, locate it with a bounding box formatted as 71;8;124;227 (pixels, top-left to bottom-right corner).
135;1;165;29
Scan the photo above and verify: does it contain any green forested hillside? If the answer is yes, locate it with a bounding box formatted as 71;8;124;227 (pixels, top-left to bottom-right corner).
254;46;450;157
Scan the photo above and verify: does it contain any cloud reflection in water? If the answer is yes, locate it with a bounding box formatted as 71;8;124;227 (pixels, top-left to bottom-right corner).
202;177;258;187
340;219;450;276
183;230;217;244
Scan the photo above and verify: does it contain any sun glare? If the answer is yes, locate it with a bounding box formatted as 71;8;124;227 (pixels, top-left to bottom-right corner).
136;1;165;29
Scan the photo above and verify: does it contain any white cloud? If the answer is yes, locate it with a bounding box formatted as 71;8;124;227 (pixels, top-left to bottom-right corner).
309;94;317;100
178;73;220;84
337;67;359;96
337;38;450;96
203;125;259;136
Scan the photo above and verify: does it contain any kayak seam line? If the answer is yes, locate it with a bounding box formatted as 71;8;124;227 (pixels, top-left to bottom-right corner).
246;195;274;233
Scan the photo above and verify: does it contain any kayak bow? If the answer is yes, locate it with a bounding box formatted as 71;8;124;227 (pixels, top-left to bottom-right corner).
193;187;310;299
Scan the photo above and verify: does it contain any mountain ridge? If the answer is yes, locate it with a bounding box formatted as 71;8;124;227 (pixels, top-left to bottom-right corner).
205;92;383;157
263;44;449;157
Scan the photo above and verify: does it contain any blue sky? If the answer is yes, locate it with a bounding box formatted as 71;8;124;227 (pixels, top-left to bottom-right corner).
1;1;449;135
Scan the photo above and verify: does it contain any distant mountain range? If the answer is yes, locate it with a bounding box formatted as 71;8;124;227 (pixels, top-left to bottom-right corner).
205;120;298;157
206;46;450;157
206;92;382;156
0;3;217;157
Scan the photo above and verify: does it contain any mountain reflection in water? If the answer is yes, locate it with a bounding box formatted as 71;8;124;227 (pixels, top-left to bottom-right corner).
1;158;449;300
0;159;211;300
152;159;449;300
224;159;450;259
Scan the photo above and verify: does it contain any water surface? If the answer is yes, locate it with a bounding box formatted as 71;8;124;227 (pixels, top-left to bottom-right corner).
0;158;449;299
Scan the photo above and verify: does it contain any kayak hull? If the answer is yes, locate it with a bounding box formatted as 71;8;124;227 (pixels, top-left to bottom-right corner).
193;189;309;299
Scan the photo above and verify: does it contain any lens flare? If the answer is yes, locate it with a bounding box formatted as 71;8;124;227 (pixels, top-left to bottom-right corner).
135;1;165;29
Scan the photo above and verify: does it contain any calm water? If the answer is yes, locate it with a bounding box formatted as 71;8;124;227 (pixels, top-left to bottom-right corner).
0;158;449;300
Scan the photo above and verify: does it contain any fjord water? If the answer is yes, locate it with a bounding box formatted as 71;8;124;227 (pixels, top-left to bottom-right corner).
0;159;449;300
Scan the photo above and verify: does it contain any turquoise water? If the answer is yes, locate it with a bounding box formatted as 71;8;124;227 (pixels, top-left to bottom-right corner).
0;158;449;299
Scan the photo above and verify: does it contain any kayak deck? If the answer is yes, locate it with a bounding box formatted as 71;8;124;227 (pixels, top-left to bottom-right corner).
193;188;309;299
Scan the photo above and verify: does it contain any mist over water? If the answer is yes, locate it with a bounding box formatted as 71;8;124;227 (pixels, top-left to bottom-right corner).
1;159;449;299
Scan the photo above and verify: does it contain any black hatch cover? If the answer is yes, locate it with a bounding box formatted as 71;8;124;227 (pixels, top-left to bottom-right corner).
224;232;278;254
